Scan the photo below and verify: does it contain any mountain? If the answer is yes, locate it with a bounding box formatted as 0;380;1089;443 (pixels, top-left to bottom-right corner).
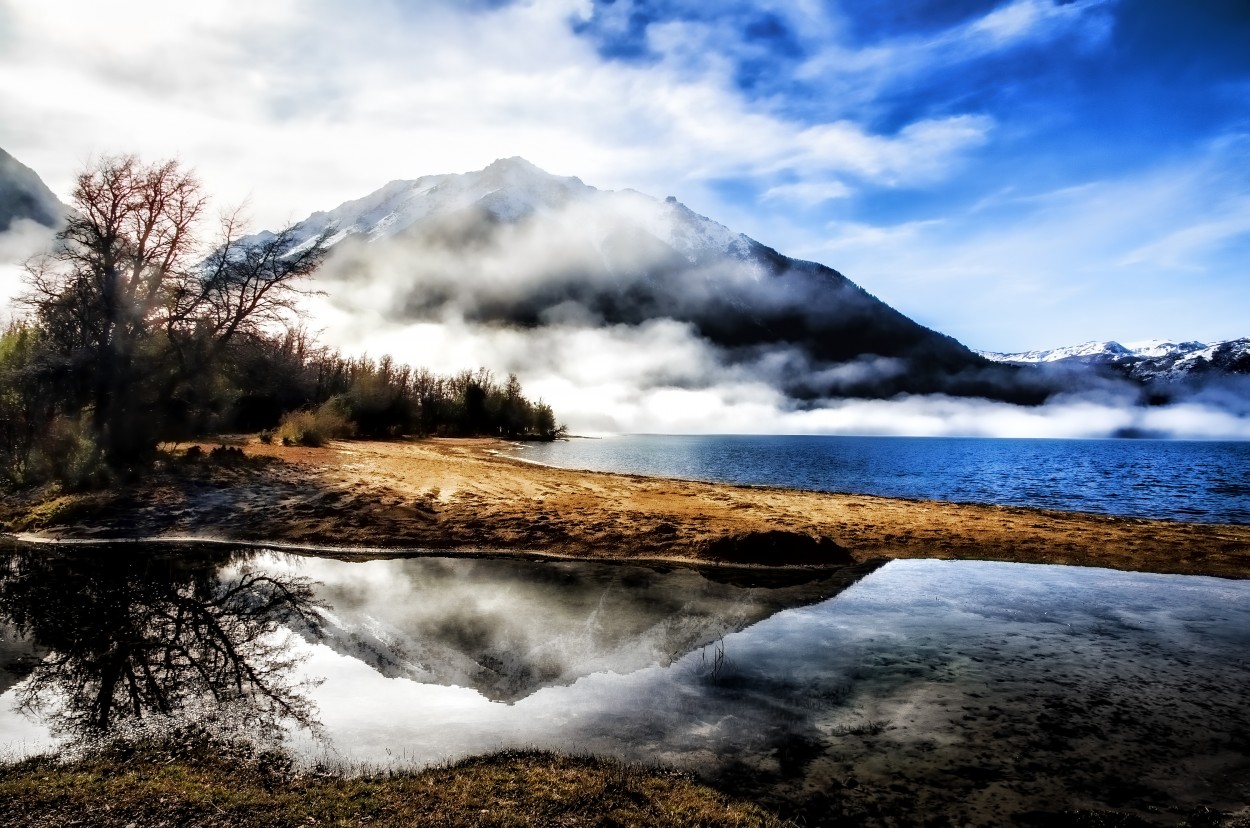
976;340;1206;365
290;557;879;704
978;339;1250;384
0;147;63;232
264;157;1053;403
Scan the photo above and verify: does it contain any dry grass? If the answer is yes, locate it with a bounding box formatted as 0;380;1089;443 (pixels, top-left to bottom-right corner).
4;436;1249;578
0;746;785;828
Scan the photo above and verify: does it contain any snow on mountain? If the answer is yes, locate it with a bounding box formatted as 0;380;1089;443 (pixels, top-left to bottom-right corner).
977;338;1250;383
275;156;756;266
1158;339;1250;378
1122;340;1209;360
280;157;584;247
976;340;1209;365
975;341;1136;364
260;156;1030;402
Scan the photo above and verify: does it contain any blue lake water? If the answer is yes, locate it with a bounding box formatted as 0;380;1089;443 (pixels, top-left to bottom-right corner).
511;435;1250;524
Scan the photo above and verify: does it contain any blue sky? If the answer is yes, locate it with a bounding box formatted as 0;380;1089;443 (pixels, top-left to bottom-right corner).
565;0;1250;349
1;0;1248;352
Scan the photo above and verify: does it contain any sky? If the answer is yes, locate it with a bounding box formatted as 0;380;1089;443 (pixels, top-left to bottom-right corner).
0;0;1247;355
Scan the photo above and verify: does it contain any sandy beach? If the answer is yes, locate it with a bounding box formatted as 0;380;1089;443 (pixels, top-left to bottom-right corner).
3;437;1247;578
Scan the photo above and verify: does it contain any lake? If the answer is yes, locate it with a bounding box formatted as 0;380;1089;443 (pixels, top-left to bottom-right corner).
510;434;1250;523
2;543;1248;825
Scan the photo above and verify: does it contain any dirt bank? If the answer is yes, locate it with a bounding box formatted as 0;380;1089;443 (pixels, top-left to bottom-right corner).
3;437;1249;578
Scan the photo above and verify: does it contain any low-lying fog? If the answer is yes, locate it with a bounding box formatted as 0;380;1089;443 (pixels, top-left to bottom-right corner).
4;196;1246;440
294;192;1250;440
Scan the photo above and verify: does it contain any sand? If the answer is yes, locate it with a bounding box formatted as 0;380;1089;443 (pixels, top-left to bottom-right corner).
4;437;1248;579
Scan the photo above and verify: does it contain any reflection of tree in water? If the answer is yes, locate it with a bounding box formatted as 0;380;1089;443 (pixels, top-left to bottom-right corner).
0;545;324;740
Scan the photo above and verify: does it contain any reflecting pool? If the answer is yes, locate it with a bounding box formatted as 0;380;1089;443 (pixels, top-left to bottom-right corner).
3;545;1248;825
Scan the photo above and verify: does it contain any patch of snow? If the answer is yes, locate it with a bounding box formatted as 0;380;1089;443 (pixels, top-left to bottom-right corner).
979;337;1249;382
977;341;1133;364
251;157;758;269
1121;339;1207;360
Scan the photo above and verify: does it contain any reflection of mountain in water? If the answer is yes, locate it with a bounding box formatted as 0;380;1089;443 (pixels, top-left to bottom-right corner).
278;555;883;703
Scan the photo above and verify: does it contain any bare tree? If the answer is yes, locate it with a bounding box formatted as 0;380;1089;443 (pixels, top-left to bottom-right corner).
23;155;327;467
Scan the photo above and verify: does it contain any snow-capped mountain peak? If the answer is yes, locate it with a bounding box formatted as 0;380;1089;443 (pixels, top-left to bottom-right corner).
976;338;1249;384
1121;339;1208;359
253;156;1017;402
264;157;756;266
975;340;1134;364
269;157;593;250
976;339;1209;365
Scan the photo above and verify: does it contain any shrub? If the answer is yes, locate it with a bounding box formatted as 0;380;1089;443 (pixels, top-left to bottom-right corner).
27;414;110;490
277;397;355;447
278;411;318;446
314;395;355;439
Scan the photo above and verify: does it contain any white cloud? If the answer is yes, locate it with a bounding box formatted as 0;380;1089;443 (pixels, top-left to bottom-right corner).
313;304;1250;439
819;218;943;250
788;138;1250;352
794;0;1111;107
971;0;1089;45
1116;201;1250;270
0;219;58;319
761;181;852;206
0;0;991;230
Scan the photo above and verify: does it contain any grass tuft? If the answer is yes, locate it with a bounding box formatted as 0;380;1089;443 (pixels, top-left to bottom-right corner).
0;745;787;828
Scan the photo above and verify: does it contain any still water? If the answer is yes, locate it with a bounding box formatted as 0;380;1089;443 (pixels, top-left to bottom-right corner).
2;545;1248;824
511;434;1250;523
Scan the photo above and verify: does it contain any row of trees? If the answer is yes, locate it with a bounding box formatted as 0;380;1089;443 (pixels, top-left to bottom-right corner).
0;155;562;488
231;333;562;444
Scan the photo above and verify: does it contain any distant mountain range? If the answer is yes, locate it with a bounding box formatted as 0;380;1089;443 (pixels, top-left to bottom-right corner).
977;339;1250;384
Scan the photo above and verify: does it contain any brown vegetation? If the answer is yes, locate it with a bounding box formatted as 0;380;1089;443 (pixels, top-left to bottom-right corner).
0;745;783;828
4;437;1248;579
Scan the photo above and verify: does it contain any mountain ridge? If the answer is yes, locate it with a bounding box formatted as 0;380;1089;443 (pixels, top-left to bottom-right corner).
0;147;64;233
978;339;1250;384
263;156;1053;404
11;147;1242;412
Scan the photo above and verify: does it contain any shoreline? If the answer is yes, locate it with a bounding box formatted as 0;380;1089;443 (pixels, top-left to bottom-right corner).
2;436;1248;578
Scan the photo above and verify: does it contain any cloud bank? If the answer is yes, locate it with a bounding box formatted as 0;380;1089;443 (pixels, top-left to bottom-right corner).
296;174;1249;440
0;0;990;229
312;305;1250;440
0;219;57;323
